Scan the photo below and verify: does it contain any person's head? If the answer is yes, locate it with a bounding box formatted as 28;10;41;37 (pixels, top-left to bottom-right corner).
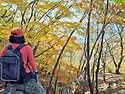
9;27;25;43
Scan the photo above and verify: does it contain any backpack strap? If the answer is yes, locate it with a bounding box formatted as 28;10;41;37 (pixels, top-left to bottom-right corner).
6;44;26;51
6;44;12;50
16;44;32;72
16;44;26;51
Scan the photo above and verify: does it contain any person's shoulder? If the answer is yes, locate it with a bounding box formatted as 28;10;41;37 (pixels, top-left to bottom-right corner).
24;44;32;49
23;44;33;53
3;45;8;50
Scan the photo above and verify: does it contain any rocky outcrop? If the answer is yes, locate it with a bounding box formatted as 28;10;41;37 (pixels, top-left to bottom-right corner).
2;79;46;94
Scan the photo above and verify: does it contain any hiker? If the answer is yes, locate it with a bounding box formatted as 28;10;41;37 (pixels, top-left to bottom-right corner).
0;27;39;84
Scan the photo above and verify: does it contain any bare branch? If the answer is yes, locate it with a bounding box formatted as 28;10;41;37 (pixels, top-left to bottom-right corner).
47;13;86;94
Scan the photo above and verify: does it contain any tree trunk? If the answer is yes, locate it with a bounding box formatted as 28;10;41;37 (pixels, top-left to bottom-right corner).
96;0;109;93
115;68;120;74
86;0;94;93
115;28;124;74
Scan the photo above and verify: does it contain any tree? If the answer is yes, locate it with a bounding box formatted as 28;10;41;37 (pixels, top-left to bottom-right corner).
0;0;125;94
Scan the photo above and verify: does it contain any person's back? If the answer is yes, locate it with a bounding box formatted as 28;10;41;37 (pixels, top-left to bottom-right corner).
0;27;39;84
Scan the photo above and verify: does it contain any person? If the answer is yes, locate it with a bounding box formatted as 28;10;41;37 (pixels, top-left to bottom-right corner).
0;27;38;84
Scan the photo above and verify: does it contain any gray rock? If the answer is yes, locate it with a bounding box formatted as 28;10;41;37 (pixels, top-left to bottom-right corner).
112;89;125;94
2;79;46;94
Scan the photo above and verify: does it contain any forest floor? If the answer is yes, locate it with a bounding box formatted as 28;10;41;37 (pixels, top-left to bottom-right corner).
0;72;125;94
97;73;125;94
39;72;125;94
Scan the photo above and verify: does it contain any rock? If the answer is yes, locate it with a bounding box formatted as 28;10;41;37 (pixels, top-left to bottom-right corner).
2;79;46;94
112;89;125;94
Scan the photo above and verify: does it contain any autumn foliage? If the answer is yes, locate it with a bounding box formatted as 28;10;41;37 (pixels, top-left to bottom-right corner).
0;0;125;93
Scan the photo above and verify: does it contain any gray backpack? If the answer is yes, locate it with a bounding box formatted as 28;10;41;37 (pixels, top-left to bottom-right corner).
1;44;26;82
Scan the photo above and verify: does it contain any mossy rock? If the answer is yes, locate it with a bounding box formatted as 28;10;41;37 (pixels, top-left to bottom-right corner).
2;79;46;94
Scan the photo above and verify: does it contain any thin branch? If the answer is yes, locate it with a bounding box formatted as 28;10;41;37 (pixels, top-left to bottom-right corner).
34;45;53;58
33;41;40;55
47;13;86;94
106;42;117;68
28;0;38;23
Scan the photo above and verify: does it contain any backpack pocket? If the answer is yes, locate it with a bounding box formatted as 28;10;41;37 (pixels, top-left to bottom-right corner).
1;55;20;81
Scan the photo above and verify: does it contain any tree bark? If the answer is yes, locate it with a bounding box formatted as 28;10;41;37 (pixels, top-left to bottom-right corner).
95;0;109;93
115;26;124;74
85;0;94;93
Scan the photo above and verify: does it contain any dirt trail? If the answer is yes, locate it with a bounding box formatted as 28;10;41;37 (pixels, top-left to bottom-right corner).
98;73;125;94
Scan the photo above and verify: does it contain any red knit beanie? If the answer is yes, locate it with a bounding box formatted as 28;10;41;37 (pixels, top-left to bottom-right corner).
10;27;24;37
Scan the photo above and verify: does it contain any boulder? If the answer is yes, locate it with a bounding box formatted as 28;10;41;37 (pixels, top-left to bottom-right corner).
112;89;125;94
2;79;46;94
